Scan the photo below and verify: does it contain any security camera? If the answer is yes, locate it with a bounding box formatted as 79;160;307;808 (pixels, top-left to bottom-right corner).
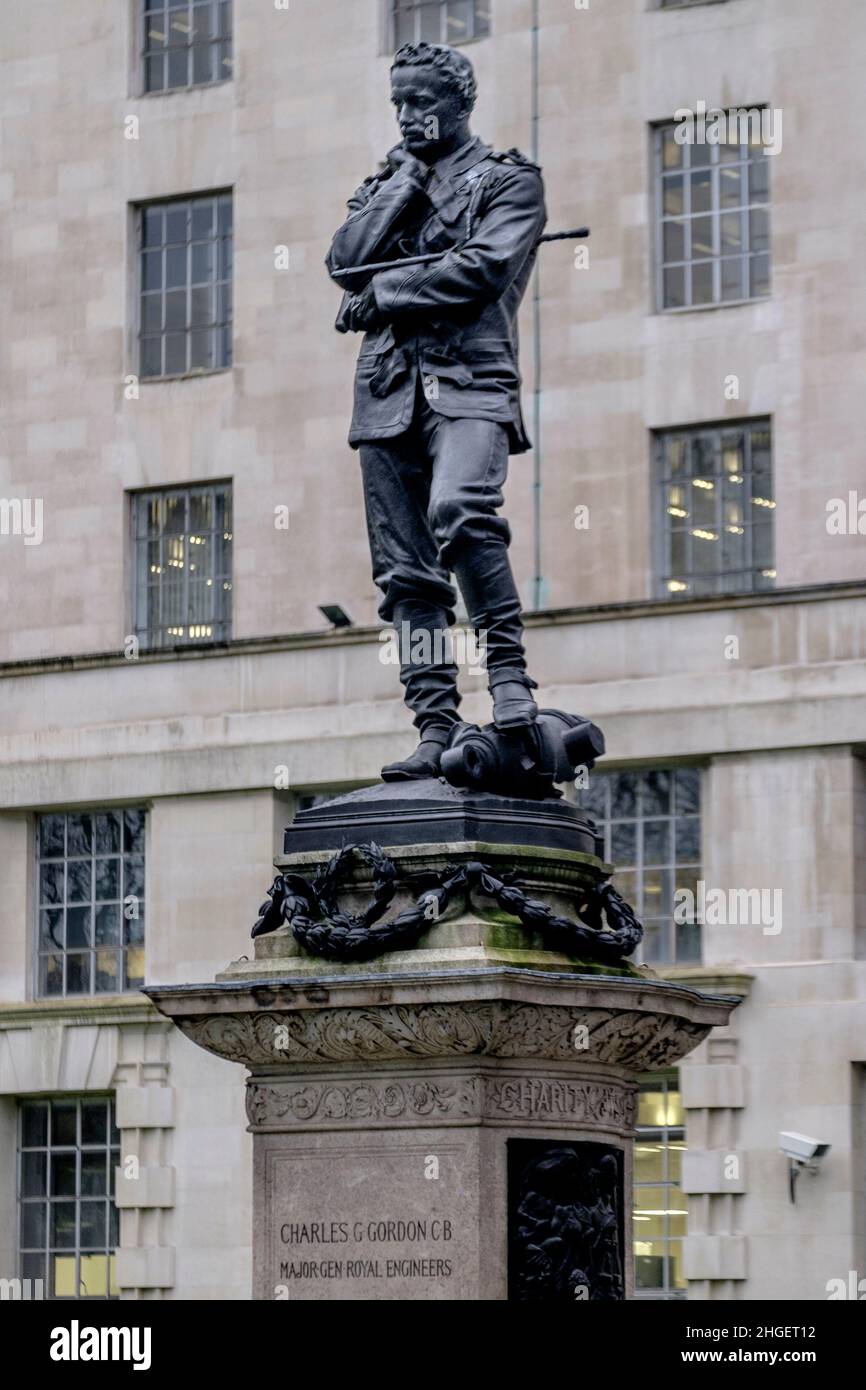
779;1132;830;1203
779;1132;831;1163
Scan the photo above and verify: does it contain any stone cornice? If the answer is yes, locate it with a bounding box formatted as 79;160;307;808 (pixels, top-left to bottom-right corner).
145;965;740;1018
0;994;167;1030
1;579;863;679
145;967;739;1071
651;966;755;998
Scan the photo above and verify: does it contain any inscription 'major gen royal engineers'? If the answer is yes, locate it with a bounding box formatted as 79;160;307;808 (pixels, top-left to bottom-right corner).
276;1217;455;1286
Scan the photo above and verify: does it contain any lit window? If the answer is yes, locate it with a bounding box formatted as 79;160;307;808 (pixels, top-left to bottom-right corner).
655;116;770;310
392;0;490;47
139;193;232;380
132;482;232;649
143;0;232;93
656;419;774;597
18;1097;121;1299
634;1076;686;1298
36;811;146;998
579;768;701;966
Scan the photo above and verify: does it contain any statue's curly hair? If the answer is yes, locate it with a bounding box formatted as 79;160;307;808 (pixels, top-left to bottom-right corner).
391;41;477;113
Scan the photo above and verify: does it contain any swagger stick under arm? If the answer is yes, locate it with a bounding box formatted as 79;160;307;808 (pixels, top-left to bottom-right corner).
329;225;590;280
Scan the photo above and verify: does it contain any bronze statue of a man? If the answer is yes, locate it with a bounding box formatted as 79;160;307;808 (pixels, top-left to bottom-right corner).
327;41;547;782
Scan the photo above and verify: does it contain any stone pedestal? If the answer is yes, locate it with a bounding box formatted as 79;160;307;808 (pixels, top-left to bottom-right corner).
146;780;738;1301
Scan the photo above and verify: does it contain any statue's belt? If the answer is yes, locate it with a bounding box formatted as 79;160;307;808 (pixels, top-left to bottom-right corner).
368;343;473;399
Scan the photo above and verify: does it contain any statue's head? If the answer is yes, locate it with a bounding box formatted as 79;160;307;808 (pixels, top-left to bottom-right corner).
390;41;476;159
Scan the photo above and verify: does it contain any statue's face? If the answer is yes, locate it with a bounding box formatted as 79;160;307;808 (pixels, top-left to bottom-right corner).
390;65;468;158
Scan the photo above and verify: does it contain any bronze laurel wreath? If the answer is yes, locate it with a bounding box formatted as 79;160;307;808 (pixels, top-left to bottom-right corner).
252;843;642;965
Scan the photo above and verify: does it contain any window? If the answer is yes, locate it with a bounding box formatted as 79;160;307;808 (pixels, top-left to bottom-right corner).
655;118;770;309
139;192;232;380
579;768;701;966
634;1076;686;1298
295;794;335;813
132;482;232;648
18;1097;121;1299
294;787;375;814
143;0;232;93
36;812;145;998
391;0;490;47
656;418;774;597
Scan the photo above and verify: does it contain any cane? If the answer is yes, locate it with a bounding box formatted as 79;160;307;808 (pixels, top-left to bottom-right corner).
330;226;590;280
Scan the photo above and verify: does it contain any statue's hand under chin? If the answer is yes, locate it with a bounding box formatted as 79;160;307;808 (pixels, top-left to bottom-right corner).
385;144;431;187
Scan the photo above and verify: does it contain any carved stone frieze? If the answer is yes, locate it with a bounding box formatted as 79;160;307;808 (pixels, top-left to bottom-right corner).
246;1077;479;1128
244;1072;637;1133
484;1077;636;1132
178;1001;708;1069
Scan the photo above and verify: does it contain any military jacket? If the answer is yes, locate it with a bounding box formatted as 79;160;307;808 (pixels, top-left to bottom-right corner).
325;135;547;453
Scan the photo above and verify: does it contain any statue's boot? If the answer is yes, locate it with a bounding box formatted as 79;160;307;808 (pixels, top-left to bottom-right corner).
381;599;461;782
488;666;539;731
451;542;539;730
381;726;452;782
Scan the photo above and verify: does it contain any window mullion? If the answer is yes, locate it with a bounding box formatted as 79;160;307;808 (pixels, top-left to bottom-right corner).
184;491;192;639
744;425;754;581
683;144;692;307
